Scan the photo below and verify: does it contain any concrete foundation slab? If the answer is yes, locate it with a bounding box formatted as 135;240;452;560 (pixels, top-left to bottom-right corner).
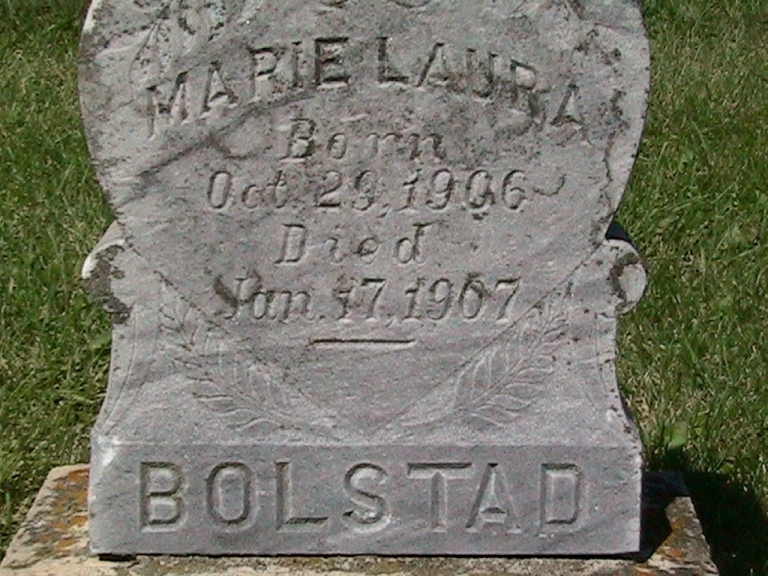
0;466;718;575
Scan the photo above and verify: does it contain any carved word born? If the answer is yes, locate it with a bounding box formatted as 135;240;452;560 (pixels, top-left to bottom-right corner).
146;37;539;137
140;460;583;535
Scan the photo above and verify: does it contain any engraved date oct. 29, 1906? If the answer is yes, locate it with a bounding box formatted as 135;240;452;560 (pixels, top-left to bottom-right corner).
207;166;539;216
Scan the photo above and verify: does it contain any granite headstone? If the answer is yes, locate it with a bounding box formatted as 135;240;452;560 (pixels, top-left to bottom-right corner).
80;0;650;556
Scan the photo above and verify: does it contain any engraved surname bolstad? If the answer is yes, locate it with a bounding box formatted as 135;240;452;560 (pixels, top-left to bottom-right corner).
138;458;583;536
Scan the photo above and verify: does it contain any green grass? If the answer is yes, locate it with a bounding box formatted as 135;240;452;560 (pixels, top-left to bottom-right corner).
1;0;767;573
0;0;112;553
618;1;768;573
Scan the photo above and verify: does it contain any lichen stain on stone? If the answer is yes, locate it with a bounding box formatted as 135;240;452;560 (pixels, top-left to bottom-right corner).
668;514;685;535
26;468;90;557
50;469;89;519
665;547;686;560
55;538;80;553
69;514;88;528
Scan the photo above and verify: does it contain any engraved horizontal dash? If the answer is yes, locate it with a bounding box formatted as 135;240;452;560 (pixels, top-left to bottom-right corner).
310;338;416;350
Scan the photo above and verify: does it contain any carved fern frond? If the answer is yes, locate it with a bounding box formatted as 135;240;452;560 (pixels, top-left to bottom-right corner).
398;291;567;431
457;296;567;427
125;0;224;87
160;291;211;381
160;284;337;436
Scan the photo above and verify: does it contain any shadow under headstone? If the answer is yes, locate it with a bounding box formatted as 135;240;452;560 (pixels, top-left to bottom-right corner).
645;447;768;575
684;471;768;576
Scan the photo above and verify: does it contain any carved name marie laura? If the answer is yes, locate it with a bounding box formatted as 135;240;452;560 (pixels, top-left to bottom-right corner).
143;35;540;137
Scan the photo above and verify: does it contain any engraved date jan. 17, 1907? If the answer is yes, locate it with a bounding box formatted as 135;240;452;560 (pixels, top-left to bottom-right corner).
223;276;521;324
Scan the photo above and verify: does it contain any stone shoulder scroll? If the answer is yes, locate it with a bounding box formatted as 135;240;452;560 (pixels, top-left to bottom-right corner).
80;0;650;556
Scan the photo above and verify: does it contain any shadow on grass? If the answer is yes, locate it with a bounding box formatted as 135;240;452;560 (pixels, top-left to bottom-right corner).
652;452;768;575
687;472;768;576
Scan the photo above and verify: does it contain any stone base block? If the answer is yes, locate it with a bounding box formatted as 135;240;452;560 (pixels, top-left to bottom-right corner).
88;442;641;556
0;465;719;575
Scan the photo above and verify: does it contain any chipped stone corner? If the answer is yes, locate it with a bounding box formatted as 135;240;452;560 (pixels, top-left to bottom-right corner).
81;222;130;323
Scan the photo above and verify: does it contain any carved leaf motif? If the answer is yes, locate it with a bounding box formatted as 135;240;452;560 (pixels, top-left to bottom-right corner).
262;368;337;429
160;285;337;436
195;394;240;414
398;293;567;430
130;16;175;88
99;0;240;108
160;293;211;380
457;299;567;427
125;0;227;88
192;357;284;433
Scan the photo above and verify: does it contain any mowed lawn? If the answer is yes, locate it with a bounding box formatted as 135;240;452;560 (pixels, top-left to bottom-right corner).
1;0;767;573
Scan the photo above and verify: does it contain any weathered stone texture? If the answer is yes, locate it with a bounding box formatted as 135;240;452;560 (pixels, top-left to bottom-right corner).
79;0;651;555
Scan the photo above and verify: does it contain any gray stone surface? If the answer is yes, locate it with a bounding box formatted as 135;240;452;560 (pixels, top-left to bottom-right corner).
79;0;651;556
0;467;720;575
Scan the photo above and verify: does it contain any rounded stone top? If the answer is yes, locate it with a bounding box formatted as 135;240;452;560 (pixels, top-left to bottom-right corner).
78;0;649;345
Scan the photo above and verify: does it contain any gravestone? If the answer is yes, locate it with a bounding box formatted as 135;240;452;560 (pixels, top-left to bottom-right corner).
80;0;650;556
